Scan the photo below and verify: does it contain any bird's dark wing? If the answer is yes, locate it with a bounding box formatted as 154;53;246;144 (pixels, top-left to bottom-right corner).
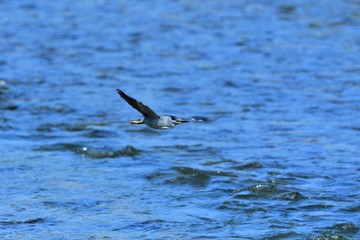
116;89;159;118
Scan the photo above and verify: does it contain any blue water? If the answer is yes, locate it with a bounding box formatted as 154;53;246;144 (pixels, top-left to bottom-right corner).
1;1;360;239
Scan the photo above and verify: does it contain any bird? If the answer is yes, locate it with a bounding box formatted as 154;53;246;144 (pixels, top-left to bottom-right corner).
116;89;217;130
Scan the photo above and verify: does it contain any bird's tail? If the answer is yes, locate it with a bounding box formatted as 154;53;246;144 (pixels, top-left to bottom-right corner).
174;115;221;124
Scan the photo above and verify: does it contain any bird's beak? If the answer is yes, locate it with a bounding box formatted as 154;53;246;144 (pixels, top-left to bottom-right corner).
130;120;141;124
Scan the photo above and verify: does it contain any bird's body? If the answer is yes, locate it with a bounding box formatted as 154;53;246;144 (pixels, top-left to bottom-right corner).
144;115;176;129
116;89;215;130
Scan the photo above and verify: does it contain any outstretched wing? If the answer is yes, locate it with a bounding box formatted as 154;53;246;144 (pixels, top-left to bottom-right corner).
116;89;159;118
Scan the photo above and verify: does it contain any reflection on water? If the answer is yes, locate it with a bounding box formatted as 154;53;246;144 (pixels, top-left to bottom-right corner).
1;0;360;239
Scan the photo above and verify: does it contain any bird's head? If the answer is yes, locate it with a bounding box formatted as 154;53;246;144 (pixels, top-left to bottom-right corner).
130;118;144;124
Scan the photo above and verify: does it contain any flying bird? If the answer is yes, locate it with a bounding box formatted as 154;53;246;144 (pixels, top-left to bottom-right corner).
116;89;216;130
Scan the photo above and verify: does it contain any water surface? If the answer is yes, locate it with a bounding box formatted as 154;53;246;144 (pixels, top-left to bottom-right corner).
0;0;359;239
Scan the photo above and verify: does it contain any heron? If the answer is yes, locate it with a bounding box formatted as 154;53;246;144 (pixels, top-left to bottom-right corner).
116;89;217;130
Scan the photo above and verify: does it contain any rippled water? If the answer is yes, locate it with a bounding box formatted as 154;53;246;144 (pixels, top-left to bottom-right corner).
1;0;360;239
